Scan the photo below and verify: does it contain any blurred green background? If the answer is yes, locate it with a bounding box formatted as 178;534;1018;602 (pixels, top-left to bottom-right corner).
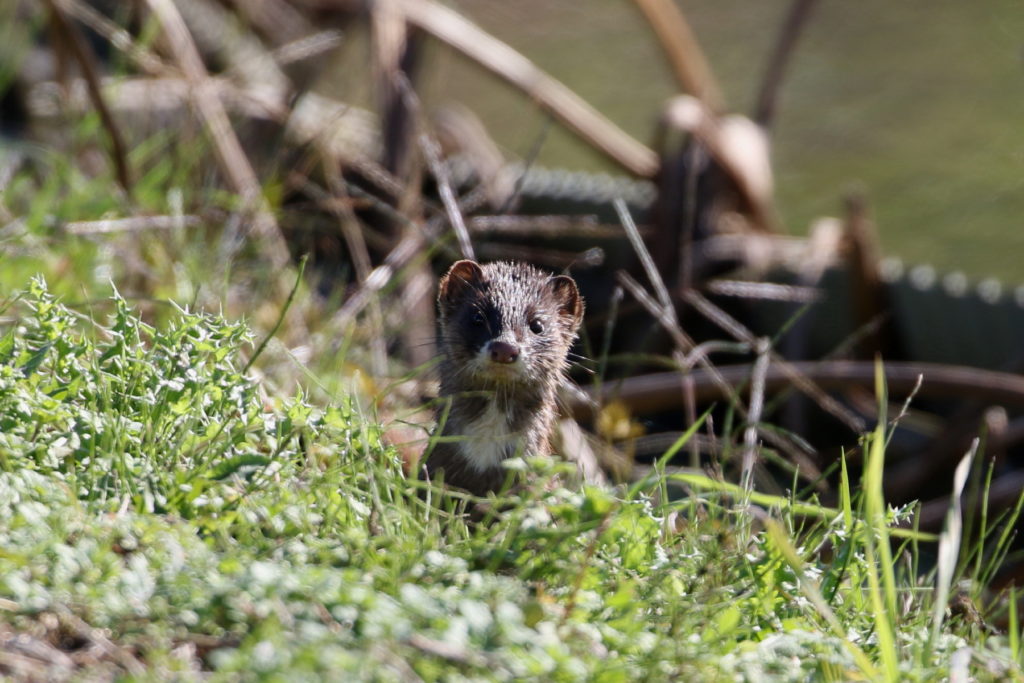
404;0;1024;281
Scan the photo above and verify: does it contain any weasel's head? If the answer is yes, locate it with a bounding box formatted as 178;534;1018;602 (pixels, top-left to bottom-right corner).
437;260;584;389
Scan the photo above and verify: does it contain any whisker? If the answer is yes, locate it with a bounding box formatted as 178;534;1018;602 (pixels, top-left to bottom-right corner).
567;360;596;376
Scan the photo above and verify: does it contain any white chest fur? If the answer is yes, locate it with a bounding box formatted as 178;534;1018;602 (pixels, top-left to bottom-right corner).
457;400;520;472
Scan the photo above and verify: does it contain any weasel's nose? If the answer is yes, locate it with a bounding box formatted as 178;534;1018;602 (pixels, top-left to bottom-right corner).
489;341;519;364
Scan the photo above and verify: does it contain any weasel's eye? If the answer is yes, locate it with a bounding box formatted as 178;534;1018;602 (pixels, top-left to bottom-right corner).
472;312;486;326
529;318;544;335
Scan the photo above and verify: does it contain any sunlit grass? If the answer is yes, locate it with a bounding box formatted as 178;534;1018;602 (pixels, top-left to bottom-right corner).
0;281;1019;678
1;55;1022;679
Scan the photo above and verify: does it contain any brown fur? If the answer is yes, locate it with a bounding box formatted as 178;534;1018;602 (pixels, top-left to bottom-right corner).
421;260;583;497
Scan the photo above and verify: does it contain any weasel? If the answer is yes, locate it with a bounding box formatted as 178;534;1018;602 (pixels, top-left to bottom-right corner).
421;260;585;497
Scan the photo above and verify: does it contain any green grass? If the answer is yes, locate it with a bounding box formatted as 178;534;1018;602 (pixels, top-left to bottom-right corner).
0;278;1020;680
1;13;1022;676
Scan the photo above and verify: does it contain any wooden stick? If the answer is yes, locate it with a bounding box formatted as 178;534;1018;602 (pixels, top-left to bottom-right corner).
392;0;659;177
569;361;1024;421
631;0;724;112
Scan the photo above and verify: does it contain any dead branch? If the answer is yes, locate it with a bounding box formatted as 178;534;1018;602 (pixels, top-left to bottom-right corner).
741;339;770;493
631;0;724;112
391;0;659;177
319;159;390;377
45;0;133;194
614;200;819;476
145;0;291;269
570;361;1024;421
683;289;866;432
394;75;475;260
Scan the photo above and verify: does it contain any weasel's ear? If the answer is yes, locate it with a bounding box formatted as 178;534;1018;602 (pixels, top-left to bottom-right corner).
547;275;584;329
439;260;484;308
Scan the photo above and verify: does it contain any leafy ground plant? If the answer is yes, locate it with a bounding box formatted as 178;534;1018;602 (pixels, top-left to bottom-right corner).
0;279;1021;681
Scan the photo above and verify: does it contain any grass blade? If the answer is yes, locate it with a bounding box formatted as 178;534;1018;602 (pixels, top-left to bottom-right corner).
764;518;879;679
668;471;935;541
863;357;899;681
928;440;977;650
1009;585;1019;666
626;408;710;500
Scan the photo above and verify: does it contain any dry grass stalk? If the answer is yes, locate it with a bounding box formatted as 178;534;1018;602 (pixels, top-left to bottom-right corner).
57;0;166;76
615;307;820;479
612;200;817;476
145;0;290;270
705;279;823;303
0;624;75;679
741;339;771;495
432;105;513;209
614;199;744;408
418;121;473;259
394;75;475;260
64;215;202;235
271;30;344;66
683;289;866;433
58;608;146;677
320;159;390;377
45;0;133;194
174;0;291;94
330;218;443;332
614;199;675;313
223;0;316;46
